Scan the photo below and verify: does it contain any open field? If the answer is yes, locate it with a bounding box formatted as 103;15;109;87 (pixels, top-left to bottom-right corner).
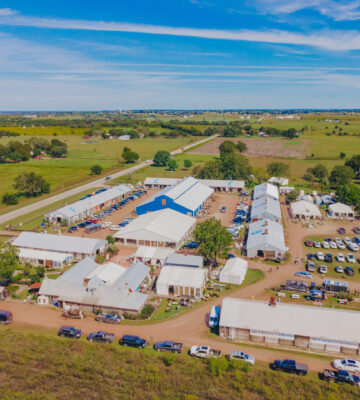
0;126;85;135
0;327;358;400
0;136;194;212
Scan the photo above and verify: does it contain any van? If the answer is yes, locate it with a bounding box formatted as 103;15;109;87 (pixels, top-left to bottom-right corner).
0;310;13;325
119;334;147;348
209;306;220;328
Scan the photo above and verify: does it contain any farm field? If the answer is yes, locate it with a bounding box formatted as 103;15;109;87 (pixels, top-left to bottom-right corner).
0;327;358;400
0;136;194;212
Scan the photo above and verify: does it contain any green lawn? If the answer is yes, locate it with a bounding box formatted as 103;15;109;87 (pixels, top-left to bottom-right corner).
0;327;358;400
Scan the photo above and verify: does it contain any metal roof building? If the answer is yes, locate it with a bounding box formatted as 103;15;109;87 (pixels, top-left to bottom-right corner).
18;248;73;269
253;183;279;201
134;246;174;266
45;184;132;224
219;297;360;355
328;202;355;220
246;219;286;259
114;209;196;249
38;258;150;314
268;177;289;186
144;177;245;192
291;200;322;219
156;266;207;299
250;196;282;223
137;177;214;216
13;232;107;261
164;253;204;269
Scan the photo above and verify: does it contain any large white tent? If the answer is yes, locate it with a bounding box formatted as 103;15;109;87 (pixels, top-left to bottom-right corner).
328;203;355;220
291;200;322;219
219;258;248;285
134;246;174;266
114;209;196;249
156;266;207;299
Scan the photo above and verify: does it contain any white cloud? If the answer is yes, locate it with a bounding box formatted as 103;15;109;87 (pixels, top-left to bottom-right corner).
253;0;360;21
1;13;360;51
0;8;17;16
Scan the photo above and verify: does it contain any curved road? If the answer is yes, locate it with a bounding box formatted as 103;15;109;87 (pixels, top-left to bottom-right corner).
0;135;218;225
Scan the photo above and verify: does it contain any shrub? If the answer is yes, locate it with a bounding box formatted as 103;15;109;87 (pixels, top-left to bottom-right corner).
161;354;176;367
139;304;155;319
2;193;18;205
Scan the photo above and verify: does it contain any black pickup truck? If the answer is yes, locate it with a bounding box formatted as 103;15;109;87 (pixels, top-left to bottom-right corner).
87;331;115;343
154;340;183;354
270;359;308;376
323;369;360;386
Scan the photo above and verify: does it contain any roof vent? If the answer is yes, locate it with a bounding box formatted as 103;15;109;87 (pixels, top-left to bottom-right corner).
83;278;89;286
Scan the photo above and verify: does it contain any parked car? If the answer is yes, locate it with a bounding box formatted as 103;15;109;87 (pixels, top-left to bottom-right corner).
101;222;112;229
58;325;82;339
345;266;355;276
189;345;222;359
353;237;360;244
307;253;315;260
95;312;122;324
322;241;330;249
338;242;346;250
322;369;360;386
349;243;359;252
316;252;325;261
329;241;337;249
319;265;327;274
183;241;198;249
313;241;320;248
0;310;12;325
337;253;345;262
305;240;313;247
87;331;115;343
67;226;78;233
338;228;346;235
353;227;360;234
325;254;333;263
209;306;220;328
333;359;360;373
344;237;352;246
295;272;312;279
220;206;226;213
270;359;308;376
335;265;344;273
229;350;255;365
154;340;183;354
105;176;111;180
119;334;147;348
307;261;315;272
347;254;355;263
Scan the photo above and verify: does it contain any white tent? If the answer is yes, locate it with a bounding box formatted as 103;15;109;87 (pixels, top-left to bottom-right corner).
328;203;354;220
219;258;248;285
134;246;174;266
156;266;207;299
291;200;321;219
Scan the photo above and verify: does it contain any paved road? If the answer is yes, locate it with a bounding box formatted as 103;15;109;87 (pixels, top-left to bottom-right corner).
0;135;217;226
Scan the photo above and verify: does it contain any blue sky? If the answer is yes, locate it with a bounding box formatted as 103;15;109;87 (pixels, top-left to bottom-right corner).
1;1;360;110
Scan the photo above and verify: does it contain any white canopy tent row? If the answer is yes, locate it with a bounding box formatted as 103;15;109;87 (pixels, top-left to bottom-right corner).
133;246;174;266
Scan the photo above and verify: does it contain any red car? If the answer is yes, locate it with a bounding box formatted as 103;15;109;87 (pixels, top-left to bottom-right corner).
305;240;313;247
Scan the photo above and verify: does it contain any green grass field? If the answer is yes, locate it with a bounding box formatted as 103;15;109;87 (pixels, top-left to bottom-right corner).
0;136;194;212
0;327;358;400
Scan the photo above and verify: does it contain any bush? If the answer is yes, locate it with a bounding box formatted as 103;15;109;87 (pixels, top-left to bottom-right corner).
90;165;103;175
95;255;104;264
139;304;155;319
206;357;229;376
2;193;18;205
106;235;115;244
161;354;176;367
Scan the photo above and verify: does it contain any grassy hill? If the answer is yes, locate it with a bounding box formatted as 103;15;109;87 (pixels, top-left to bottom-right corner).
0;327;358;400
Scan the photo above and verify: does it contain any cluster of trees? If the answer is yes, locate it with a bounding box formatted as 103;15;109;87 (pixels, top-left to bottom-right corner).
2;172;50;204
107;128;139;139
337;184;360;213
122;147;139;163
218;140;247;157
90;165;103;175
0;242;19;280
0;130;19;137
259;127;298;139
266;162;290;177
0;137;67;163
152;150;192;171
304;164;328;184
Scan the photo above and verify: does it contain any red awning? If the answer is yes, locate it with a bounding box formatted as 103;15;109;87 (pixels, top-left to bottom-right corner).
29;282;41;290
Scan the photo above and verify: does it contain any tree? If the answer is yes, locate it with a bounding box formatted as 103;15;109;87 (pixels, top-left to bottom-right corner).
266;162;290;177
90;164;103;175
2;193;18;205
253;167;269;184
336;184;360;212
122;149;139;163
345;154;360;177
49;139;67;158
106;235;115;244
286;189;299;203
339;152;346;159
193;218;233;264
219;141;236;157
14;172;50;197
236;141;248;153
0;242;19;279
184;159;192;169
329;165;354;188
223;126;243;137
167;159;178;171
306;164;328;184
153;150;171;166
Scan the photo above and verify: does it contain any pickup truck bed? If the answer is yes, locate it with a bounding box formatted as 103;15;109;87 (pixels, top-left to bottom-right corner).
323;369;360;386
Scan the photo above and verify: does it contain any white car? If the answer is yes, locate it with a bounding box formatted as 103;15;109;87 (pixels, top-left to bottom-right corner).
229;350;255;365
316;252;325;261
349;243;359;252
101;222;112;228
314;241;321;248
335;237;342;244
335;265;344;273
337;253;345;262
322;241;330;249
329;241;337;249
338;242;346;250
109;225;122;231
344;237;352;246
319;265;327;274
333;359;360;373
347;254;355;263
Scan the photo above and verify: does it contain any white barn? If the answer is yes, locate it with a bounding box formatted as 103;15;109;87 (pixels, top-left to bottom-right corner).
253;183;279;201
156;266;207;299
291;200;322;219
250;196;282;223
328;203;355;220
219;258;248;285
114;209;196;249
246;219;286;259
